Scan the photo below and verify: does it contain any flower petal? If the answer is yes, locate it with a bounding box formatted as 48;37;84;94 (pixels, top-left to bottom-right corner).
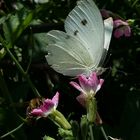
113;19;128;28
31;108;43;116
124;26;131;37
78;75;91;93
70;81;85;93
52;92;59;108
43;99;55;111
96;79;104;92
114;28;124;38
89;72;99;91
76;93;87;107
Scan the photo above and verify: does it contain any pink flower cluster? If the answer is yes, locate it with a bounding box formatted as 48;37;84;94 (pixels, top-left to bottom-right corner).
100;9;131;38
113;19;131;38
70;72;104;107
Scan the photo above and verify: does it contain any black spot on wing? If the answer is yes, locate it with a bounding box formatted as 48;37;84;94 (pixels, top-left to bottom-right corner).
81;19;87;26
65;35;70;39
74;30;79;36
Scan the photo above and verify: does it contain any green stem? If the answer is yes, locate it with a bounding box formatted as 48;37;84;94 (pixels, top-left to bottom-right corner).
100;126;108;140
0;123;24;139
0;70;17;113
0;70;13;104
89;124;94;140
6;47;41;97
0;36;41;97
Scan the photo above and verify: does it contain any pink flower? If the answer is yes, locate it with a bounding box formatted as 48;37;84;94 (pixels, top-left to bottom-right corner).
100;9;113;18
70;72;104;107
113;19;131;38
31;92;59;117
113;19;128;27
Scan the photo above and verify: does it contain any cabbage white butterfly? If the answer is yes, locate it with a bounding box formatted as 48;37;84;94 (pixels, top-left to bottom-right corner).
45;0;113;77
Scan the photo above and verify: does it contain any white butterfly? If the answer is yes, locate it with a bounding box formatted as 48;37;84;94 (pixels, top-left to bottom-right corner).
45;0;113;77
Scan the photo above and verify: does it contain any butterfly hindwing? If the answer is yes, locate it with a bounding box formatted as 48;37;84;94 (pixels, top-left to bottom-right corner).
46;30;94;76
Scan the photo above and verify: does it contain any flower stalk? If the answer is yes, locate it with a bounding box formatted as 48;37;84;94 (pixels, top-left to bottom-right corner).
100;126;108;140
89;124;94;140
0;36;41;97
49;110;71;130
0;123;24;139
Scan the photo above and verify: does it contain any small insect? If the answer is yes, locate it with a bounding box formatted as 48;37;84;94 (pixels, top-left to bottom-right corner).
26;97;44;118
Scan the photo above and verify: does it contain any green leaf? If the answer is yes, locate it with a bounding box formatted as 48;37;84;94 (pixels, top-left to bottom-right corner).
34;0;49;4
0;48;6;60
0;14;11;25
31;33;48;59
43;135;55;140
17;33;48;61
2;8;33;44
58;128;73;140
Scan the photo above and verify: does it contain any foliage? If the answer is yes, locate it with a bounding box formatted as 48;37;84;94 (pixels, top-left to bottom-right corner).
0;0;140;140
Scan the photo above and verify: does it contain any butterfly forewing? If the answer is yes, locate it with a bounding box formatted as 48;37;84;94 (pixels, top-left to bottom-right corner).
65;0;104;67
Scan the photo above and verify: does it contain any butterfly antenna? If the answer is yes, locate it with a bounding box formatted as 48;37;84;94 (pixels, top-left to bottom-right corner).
115;68;128;76
109;67;128;76
101;67;112;80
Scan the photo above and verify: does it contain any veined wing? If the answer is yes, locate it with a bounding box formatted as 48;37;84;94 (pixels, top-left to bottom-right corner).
45;30;94;76
98;17;113;66
65;0;104;67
